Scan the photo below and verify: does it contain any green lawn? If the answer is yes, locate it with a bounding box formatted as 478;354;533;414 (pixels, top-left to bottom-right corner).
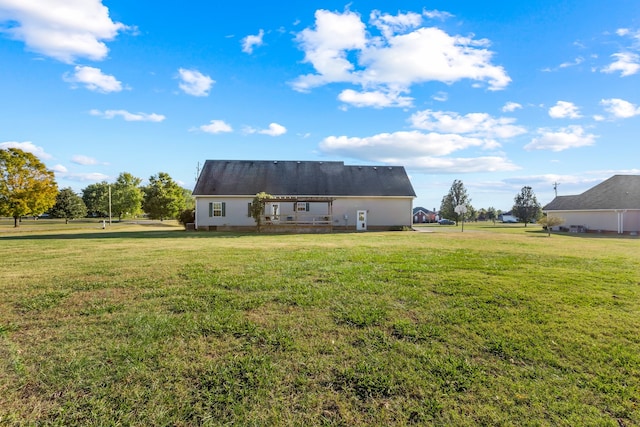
1;220;639;426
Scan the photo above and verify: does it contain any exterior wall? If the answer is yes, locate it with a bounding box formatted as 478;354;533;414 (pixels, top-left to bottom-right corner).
195;196;254;229
331;197;413;229
195;195;414;230
546;210;640;233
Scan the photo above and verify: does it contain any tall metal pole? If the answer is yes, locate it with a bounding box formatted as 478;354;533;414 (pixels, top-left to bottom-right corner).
108;184;112;225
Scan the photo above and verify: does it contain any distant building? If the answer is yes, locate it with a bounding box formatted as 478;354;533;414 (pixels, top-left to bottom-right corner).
413;207;437;223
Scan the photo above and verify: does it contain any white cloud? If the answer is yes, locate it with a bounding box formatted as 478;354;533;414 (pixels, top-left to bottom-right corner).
432;91;448;102
241;29;264;54
63;65;122;93
0;0;127;63
0;141;52;159
600;98;640;119
602;52;640;76
548;101;582;119
51;164;68;173
71;155;98;165
177;68;214;96
244;123;287;136
338;89;413;108
370;10;422;39
410;110;526;139
501;102;522;112
559;56;584;68
259;123;287;136
199;120;233;134
90;109;165;122
58;172;110;182
525;126;597;152
423;10;454;20
319;131;518;172
292;9;510;107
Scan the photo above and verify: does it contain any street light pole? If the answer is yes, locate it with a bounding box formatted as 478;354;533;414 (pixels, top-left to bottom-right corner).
108;184;112;225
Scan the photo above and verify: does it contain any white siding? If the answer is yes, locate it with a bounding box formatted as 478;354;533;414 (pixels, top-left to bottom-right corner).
195;195;414;229
548;210;640;233
332;197;413;228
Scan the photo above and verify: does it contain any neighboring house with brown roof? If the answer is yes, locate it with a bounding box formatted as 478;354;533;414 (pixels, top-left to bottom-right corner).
192;160;416;232
542;175;640;234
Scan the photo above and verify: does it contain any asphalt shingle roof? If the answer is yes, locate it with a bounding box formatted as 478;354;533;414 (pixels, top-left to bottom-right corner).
193;160;416;197
543;175;640;210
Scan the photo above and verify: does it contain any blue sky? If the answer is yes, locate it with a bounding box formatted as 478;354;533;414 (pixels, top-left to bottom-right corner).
1;0;640;211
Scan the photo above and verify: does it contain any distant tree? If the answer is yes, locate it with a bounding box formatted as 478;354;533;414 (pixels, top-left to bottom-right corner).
440;180;471;225
467;205;478;222
182;188;195;210
143;172;185;220
49;187;87;223
512;186;542;227
538;215;565;237
0;148;58;227
112;172;143;221
486;207;497;224
250;192;272;231
82;181;110;218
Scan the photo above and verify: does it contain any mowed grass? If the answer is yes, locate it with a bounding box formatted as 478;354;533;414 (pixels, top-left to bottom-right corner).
1;220;639;426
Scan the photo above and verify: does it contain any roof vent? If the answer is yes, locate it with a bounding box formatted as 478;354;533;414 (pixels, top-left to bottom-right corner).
274;161;278;164
388;167;392;170
373;166;377;170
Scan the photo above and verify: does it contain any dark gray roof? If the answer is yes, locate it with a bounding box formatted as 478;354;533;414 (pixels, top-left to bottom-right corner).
543;175;640;210
413;206;435;214
193;160;416;197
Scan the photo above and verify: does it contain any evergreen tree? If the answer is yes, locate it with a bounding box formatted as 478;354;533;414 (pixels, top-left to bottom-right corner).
49;187;87;223
512;186;542;227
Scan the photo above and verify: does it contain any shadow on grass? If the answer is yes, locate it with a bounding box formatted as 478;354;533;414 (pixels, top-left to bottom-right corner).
0;230;249;241
523;229;638;239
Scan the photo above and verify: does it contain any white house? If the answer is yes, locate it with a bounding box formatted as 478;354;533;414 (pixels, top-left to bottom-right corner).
543;175;640;234
192;160;416;232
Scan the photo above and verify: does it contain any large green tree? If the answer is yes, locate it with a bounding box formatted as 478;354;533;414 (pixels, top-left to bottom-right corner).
512;186;542;227
111;172;143;221
82;181;110;218
0;148;58;227
49;187;87;223
143;172;186;220
439;179;471;225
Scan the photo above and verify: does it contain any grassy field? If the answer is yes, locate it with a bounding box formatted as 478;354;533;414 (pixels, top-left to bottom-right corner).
1;219;639;426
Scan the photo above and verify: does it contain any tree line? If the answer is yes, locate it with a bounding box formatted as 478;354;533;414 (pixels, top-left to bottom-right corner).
0;148;194;227
439;179;548;226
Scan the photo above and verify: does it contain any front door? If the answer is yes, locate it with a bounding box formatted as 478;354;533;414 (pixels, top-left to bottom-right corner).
356;210;367;231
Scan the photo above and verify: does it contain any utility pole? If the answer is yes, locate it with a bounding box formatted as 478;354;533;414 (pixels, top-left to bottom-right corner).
553;182;560;198
108;184;112;225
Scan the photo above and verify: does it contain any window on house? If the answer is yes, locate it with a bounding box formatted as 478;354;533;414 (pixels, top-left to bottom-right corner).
296;202;309;212
208;202;225;217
